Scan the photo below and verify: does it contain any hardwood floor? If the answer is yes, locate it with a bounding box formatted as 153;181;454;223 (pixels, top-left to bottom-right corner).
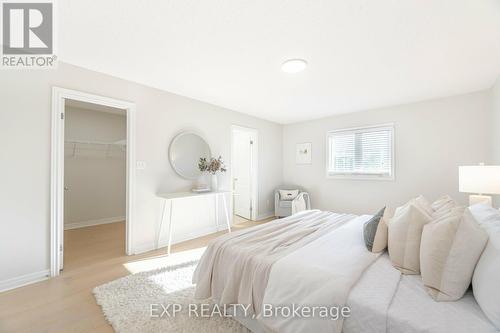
0;217;273;333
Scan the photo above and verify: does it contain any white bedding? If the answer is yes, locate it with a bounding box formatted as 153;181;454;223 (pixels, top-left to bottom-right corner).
199;210;498;333
260;215;380;333
344;254;499;333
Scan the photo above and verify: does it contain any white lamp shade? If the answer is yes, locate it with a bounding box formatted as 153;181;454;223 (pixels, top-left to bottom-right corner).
459;166;500;195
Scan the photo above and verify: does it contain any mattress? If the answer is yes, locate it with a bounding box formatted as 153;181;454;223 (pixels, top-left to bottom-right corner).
344;254;499;333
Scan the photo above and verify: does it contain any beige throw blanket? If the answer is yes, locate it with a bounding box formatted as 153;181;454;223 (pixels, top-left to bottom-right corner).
192;210;356;314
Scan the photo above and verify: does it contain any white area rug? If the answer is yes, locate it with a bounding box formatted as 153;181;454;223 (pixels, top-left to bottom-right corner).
93;258;250;333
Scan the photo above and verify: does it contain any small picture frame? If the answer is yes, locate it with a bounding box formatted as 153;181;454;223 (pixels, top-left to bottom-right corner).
296;142;312;164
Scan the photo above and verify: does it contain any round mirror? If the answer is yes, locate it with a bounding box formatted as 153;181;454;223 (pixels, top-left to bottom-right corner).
169;132;211;179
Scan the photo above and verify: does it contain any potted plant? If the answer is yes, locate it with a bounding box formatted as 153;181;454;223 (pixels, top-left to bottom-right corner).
198;156;227;191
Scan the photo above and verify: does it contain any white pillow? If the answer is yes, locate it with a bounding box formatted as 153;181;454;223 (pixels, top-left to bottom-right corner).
279;190;299;201
469;203;500;229
420;208;487;301
470;204;500;329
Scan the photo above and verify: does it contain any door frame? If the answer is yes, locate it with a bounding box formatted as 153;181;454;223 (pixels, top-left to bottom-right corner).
50;87;136;277
230;125;258;221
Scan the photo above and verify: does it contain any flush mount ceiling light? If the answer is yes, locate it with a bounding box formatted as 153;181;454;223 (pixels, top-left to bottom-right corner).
281;59;308;73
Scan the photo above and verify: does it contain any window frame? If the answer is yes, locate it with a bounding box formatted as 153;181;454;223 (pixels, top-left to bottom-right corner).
325;123;395;181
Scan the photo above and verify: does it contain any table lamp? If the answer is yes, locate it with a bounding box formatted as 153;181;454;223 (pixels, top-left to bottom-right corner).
459;165;500;206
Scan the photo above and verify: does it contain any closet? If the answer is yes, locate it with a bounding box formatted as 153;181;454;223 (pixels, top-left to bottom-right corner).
63;100;127;270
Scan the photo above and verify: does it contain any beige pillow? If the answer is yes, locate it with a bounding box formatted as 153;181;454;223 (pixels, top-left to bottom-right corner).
414;195;434;216
420;208;488;301
388;200;433;274
371;207;394;253
431;195;457;218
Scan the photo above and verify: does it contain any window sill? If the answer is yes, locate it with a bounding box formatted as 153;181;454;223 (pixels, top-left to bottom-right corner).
326;173;395;181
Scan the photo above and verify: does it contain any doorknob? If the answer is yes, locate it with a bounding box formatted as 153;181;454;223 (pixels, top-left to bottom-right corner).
64;187;69;191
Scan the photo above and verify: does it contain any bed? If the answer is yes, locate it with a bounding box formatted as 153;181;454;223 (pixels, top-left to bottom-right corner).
192;210;498;333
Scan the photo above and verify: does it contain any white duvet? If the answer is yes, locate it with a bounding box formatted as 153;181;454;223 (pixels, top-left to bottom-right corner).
260;215;380;333
195;210;498;333
344;254;498;333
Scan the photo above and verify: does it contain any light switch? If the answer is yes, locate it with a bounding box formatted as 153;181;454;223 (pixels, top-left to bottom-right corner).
136;161;147;170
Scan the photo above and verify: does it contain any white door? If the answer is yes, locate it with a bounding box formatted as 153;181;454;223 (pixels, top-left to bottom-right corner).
232;130;253;220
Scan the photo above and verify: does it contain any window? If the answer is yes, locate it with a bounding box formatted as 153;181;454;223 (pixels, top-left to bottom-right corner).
326;124;394;180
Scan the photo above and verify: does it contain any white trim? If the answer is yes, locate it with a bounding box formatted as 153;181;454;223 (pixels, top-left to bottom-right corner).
158;224;229;249
257;211;275;221
230;125;259;221
325;123;395;181
134;224;232;255
51;87;136;278
0;270;50;293
64;216;125;230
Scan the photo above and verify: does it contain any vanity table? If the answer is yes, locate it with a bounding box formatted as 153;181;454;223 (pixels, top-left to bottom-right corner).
157;190;232;255
161;131;231;255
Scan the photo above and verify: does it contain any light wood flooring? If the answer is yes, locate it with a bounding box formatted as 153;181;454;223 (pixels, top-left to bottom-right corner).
0;215;272;333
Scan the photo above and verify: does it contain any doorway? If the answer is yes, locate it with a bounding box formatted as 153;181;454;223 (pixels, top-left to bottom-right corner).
231;125;258;222
51;88;136;277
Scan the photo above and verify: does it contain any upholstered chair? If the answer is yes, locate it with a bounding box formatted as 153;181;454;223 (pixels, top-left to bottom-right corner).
274;187;311;217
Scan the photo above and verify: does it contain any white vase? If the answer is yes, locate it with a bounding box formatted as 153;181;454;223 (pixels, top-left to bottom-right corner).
196;174;208;190
211;174;218;191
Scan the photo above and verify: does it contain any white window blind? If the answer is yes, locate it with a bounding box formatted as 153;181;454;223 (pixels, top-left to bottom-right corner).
327;124;394;179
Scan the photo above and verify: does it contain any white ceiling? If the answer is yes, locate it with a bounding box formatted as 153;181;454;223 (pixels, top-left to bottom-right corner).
59;0;500;124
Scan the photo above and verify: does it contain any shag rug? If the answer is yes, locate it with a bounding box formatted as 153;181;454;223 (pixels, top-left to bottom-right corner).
93;260;250;333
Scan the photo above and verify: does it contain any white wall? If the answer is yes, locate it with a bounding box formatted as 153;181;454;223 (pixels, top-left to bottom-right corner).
491;77;500;206
0;62;283;284
282;91;491;215
64;107;126;227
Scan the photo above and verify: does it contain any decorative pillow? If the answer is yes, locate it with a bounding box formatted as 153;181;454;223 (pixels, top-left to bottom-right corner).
388;200;433;274
372;207;395;253
279;189;299;201
414;195;434;216
469;203;500;228
471;204;500;329
363;207;385;252
420;208;487;301
431;195;457;218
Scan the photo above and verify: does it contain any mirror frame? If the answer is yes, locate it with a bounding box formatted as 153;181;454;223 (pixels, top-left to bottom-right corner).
168;131;211;180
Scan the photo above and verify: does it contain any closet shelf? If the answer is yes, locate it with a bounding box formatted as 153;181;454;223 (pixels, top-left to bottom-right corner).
65;139;126;146
64;139;126;158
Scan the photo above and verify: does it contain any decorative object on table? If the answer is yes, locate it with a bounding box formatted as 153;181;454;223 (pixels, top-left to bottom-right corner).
191;187;211;193
192;174;209;192
198;156;227;191
295;142;312;164
274;187;311;217
459;164;500;206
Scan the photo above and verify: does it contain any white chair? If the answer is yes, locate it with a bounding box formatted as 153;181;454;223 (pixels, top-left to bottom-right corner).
274;188;311;218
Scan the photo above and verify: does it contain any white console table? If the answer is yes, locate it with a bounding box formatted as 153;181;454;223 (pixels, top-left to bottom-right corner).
157;190;232;255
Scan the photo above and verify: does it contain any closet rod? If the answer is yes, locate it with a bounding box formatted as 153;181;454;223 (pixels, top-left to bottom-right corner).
64;139;126;146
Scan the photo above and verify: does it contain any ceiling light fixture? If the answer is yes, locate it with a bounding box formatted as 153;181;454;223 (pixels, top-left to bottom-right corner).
281;59;308;73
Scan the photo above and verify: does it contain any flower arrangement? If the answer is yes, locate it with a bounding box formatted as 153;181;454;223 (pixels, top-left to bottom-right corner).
198;156;227;175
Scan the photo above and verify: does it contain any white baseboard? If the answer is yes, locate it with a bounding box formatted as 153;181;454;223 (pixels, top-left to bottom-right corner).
0;270;50;293
257;211;275;221
132;214;275;256
133;224;230;255
132;241;156;255
64;216;125;230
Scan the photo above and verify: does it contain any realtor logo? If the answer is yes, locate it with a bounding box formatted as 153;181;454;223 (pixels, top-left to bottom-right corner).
1;0;56;68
